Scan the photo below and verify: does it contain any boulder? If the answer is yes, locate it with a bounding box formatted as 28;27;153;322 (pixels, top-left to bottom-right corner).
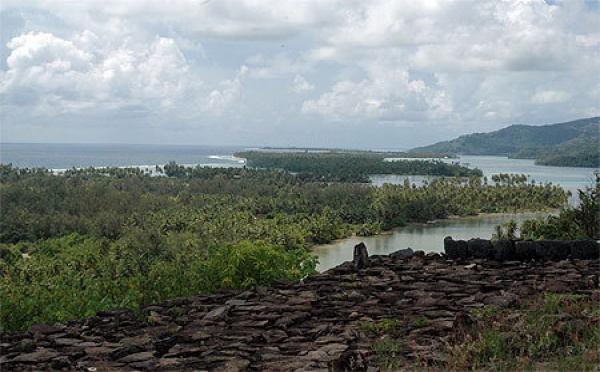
390;247;413;259
571;240;600;259
493;239;515;261
390;247;414;259
468;238;494;259
536;240;571;261
353;242;369;269
444;237;468;259
515;241;537;260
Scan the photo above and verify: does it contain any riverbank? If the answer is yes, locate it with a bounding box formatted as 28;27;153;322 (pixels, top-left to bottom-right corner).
312;211;556;272
2;247;598;371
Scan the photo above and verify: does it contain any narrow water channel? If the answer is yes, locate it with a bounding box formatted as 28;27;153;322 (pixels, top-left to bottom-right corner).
313;155;595;272
312;212;550;272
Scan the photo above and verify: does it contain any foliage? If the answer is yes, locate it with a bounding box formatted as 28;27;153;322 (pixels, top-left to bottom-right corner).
446;293;600;370
491;219;518;243
236;150;482;182
0;162;569;333
0;235;316;333
198;241;317;291
363;294;599;370
520;172;599;240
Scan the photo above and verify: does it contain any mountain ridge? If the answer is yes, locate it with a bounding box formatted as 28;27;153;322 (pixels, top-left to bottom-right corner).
410;117;600;167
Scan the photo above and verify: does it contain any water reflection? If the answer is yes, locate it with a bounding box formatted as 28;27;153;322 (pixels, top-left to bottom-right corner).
312;213;549;272
315;155;594;272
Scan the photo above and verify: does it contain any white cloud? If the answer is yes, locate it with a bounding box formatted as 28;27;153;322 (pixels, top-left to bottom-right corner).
0;0;598;146
203;65;247;113
302;63;451;123
1;31;192;114
292;75;314;93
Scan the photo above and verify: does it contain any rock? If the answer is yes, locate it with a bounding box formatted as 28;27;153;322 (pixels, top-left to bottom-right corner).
10;348;60;363
390;247;413;259
571;239;600;259
494;239;515;261
426;252;441;260
353;242;369;269
536;240;571;261
203;305;231;321
515;241;537;260
444;237;468;259
117;351;155;363
53;338;83;346
85;346;119;357
306;343;348;361
483;291;517;307
221;358;251;371
27;324;63;336
468;238;494;259
261;330;288;343
413;250;425;258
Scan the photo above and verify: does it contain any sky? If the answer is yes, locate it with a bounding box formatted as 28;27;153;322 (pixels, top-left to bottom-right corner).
0;0;599;149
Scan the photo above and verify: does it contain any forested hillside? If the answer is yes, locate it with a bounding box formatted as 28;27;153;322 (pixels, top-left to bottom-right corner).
410;117;599;167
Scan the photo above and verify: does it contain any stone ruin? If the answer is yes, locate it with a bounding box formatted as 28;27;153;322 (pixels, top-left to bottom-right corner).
1;240;598;371
443;237;599;261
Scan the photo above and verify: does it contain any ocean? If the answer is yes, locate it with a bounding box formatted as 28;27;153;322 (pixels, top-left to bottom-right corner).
1;143;595;194
0;143;247;170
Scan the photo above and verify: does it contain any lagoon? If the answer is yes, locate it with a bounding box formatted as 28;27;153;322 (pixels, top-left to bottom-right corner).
316;155;596;272
312;212;548;272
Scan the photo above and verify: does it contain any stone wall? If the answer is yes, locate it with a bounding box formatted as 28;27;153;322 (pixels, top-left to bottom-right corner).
1;243;599;371
444;237;599;261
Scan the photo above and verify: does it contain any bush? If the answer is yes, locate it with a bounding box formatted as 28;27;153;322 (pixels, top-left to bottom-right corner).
199;241;318;291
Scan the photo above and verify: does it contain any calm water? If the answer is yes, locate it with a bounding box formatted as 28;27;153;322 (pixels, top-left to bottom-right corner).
1;143;596;272
318;155;596;272
371;155;597;202
0;143;247;170
313;213;549;272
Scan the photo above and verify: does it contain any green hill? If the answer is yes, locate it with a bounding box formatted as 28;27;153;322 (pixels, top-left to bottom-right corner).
410;117;599;168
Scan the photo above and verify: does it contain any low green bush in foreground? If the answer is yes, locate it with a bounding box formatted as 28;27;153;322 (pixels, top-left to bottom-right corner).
0;234;317;334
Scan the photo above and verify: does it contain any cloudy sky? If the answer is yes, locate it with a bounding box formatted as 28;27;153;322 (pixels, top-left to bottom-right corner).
1;0;598;149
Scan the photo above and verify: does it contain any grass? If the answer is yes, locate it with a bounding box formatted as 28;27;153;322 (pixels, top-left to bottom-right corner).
446;292;600;370
362;293;600;371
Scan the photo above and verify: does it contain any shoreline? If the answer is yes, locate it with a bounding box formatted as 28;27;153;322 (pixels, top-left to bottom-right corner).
311;210;558;272
311;210;557;250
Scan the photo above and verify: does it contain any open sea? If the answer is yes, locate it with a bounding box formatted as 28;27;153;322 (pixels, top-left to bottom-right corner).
0;143;248;170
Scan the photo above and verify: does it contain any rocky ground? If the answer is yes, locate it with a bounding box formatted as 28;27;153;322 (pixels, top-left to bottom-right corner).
1;249;599;371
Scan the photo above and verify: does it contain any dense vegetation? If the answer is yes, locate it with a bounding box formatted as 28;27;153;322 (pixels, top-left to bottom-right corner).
494;172;600;241
411;117;600;168
0;163;568;333
236;150;481;182
512;137;600;168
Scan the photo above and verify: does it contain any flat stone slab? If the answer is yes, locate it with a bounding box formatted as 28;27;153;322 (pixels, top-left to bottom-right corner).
2;255;598;371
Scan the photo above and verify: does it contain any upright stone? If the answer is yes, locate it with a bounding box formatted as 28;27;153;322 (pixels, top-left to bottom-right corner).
444;237;468;260
493;239;515;261
571;239;600;260
468;238;494;259
515;241;537;260
353;242;369;269
536;240;571;261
